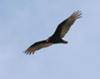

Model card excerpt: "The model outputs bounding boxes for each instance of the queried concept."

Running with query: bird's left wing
[25,40,52,55]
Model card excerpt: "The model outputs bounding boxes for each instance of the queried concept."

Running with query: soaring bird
[25,10,81,55]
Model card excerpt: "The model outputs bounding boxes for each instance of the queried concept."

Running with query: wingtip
[72,10,82,19]
[24,49,35,55]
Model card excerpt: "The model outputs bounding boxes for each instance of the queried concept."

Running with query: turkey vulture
[25,10,81,55]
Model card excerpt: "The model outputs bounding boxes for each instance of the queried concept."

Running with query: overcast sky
[0,0,100,79]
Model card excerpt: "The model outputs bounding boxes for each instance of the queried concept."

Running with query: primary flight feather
[25,10,82,55]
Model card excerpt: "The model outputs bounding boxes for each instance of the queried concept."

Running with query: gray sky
[0,0,100,79]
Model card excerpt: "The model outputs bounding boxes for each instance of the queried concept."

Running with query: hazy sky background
[0,0,100,79]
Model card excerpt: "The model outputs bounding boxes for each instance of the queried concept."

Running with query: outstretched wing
[25,40,52,55]
[52,10,81,38]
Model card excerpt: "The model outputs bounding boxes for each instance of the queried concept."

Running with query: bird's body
[25,10,82,55]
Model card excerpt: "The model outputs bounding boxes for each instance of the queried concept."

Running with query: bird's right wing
[25,40,52,55]
[52,10,81,38]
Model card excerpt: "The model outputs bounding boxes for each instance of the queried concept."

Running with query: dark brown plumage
[25,10,81,55]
